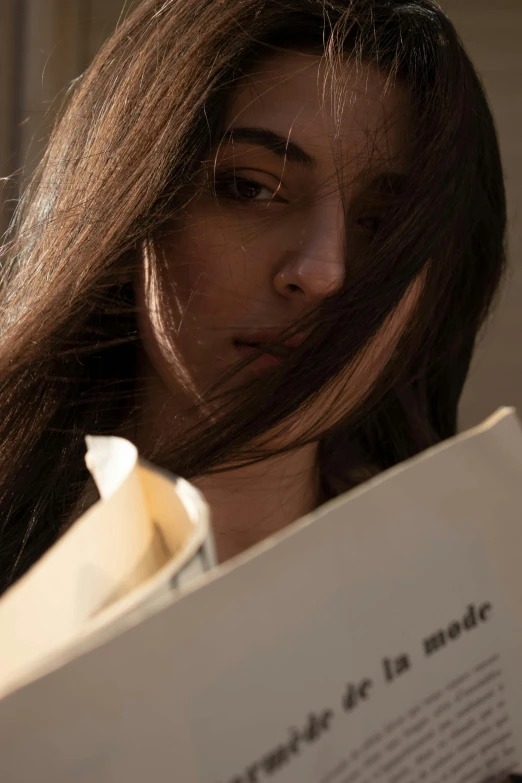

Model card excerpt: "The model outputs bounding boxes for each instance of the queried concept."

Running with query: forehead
[224,52,410,172]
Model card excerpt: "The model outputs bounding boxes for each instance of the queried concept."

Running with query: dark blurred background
[0,0,520,430]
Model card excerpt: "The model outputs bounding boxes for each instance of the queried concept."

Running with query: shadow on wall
[0,0,137,236]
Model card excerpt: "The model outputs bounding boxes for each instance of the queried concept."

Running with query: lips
[233,329,305,358]
[232,329,306,374]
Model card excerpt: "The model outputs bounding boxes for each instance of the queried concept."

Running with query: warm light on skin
[137,52,420,561]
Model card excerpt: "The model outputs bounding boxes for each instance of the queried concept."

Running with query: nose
[273,199,346,303]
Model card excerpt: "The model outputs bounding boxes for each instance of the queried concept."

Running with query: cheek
[162,209,277,323]
[168,216,244,304]
[137,239,202,395]
[136,211,273,391]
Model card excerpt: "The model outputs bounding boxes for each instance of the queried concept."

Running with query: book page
[0,437,214,697]
[0,409,521,782]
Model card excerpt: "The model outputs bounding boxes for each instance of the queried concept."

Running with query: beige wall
[0,0,21,235]
[0,0,520,429]
[441,0,522,427]
[0,1,134,206]
[0,0,135,234]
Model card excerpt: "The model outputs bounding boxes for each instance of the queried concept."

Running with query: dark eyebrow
[219,126,316,168]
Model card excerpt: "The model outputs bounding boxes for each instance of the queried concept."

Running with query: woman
[0,0,506,590]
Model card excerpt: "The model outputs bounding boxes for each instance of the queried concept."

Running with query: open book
[0,408,521,783]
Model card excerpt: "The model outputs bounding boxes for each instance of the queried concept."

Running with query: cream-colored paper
[0,436,213,696]
[0,410,521,783]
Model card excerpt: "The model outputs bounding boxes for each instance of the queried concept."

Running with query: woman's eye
[357,216,383,233]
[215,176,287,204]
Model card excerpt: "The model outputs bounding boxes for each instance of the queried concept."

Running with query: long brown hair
[0,0,506,591]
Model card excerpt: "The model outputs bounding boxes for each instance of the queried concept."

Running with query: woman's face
[139,51,410,406]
